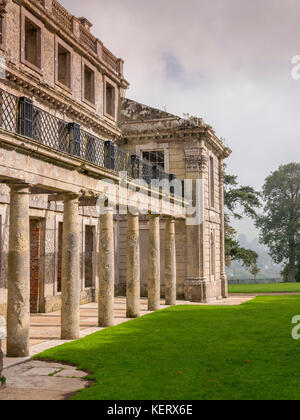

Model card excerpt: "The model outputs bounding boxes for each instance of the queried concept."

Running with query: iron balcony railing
[0,88,181,195]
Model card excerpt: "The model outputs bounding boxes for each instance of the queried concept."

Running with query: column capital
[62,192,79,200]
[164,215,176,221]
[4,181,31,192]
[128,206,140,217]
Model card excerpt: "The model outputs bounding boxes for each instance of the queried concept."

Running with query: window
[84,64,95,104]
[105,83,115,118]
[142,150,165,170]
[210,156,215,208]
[57,44,71,88]
[24,18,41,69]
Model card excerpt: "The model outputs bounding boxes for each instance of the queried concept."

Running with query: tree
[249,264,261,282]
[224,174,261,269]
[256,163,300,282]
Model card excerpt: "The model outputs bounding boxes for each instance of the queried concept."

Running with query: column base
[184,278,223,303]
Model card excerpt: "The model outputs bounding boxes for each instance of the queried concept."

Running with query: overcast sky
[61,0,300,238]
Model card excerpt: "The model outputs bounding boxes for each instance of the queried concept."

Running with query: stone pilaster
[7,184,30,357]
[126,213,140,318]
[148,214,161,311]
[165,216,177,306]
[219,159,228,298]
[61,193,80,340]
[98,208,115,327]
[184,140,209,303]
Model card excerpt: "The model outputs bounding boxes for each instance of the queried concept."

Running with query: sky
[61,0,300,238]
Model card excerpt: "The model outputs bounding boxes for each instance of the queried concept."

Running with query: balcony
[0,88,180,193]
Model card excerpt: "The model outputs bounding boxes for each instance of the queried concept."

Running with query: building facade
[0,0,231,358]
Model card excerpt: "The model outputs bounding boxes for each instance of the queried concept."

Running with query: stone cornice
[122,125,230,159]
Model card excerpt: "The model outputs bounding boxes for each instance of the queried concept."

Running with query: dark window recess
[57,222,63,293]
[85,226,94,288]
[84,65,95,104]
[0,18,3,45]
[58,44,71,88]
[25,18,41,68]
[18,97,33,138]
[68,123,81,157]
[142,151,165,171]
[106,83,115,117]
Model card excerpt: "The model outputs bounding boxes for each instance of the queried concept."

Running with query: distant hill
[226,234,283,281]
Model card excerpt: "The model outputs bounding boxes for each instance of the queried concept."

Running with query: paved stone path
[0,295,254,400]
[0,360,91,400]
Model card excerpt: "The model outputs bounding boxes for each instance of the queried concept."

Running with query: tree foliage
[224,173,261,269]
[256,163,300,282]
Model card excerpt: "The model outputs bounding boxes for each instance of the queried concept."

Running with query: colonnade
[6,186,177,357]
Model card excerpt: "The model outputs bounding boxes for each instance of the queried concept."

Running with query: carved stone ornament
[185,148,208,172]
[0,0,8,18]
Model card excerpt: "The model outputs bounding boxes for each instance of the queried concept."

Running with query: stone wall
[2,0,128,141]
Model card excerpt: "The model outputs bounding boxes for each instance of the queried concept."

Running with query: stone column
[7,184,30,358]
[219,159,228,298]
[126,213,140,318]
[165,216,177,306]
[61,193,80,340]
[98,208,115,327]
[148,214,161,311]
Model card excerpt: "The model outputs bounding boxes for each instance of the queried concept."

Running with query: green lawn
[35,296,300,400]
[229,282,300,294]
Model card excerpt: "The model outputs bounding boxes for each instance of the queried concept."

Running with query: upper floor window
[210,156,215,208]
[57,43,71,89]
[84,64,95,104]
[105,83,115,118]
[142,150,165,170]
[25,18,41,69]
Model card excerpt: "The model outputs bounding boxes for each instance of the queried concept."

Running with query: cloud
[60,0,300,194]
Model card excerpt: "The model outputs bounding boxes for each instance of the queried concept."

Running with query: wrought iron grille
[80,129,105,167]
[114,147,132,174]
[0,90,18,133]
[0,88,182,197]
[33,107,69,153]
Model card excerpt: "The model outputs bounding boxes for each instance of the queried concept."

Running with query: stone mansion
[0,0,231,357]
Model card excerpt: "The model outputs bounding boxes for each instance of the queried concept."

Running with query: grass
[35,296,300,400]
[229,282,300,294]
